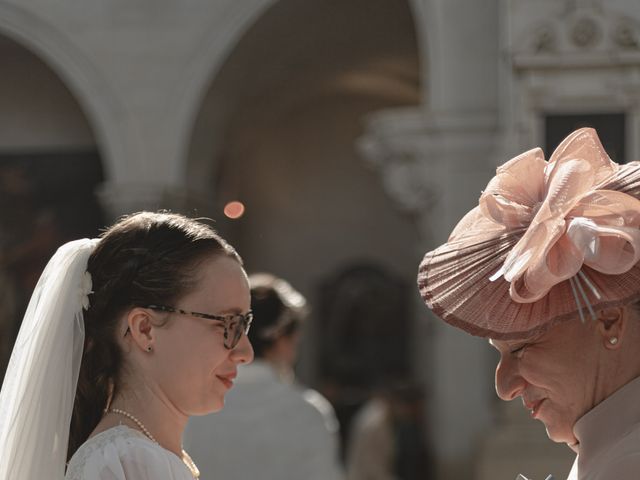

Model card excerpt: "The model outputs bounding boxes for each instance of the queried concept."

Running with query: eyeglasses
[144,304,253,350]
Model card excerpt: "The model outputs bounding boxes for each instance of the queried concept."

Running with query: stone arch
[183,0,424,190]
[0,3,127,181]
[165,1,437,186]
[407,0,437,108]
[182,0,422,393]
[164,0,281,184]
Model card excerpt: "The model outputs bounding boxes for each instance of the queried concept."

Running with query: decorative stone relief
[613,20,639,49]
[357,113,437,217]
[359,144,435,215]
[357,108,499,230]
[532,24,556,53]
[508,0,640,161]
[513,0,640,68]
[570,15,601,48]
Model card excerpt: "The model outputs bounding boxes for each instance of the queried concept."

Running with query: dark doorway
[317,264,411,446]
[545,113,626,163]
[0,151,105,381]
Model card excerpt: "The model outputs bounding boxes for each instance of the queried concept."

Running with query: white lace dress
[65,426,196,480]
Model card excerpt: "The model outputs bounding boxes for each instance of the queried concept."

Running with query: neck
[262,339,296,378]
[109,381,187,456]
[598,344,640,404]
[261,353,294,383]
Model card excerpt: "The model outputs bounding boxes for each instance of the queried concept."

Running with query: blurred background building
[1,0,639,478]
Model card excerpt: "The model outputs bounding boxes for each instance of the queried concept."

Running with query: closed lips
[524,398,545,417]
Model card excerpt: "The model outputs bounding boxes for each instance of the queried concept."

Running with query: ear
[125,307,156,353]
[596,306,626,350]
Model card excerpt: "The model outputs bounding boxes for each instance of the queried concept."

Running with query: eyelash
[510,344,527,357]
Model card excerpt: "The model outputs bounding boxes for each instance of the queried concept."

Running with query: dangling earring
[609,337,618,345]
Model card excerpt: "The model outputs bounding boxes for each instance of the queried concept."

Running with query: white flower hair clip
[78,270,93,310]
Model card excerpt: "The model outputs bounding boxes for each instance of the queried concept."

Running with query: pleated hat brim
[417,159,640,341]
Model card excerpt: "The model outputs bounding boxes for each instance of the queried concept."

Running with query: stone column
[358,107,500,479]
[97,181,217,223]
[358,0,506,474]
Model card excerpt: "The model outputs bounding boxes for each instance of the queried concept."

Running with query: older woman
[418,128,640,480]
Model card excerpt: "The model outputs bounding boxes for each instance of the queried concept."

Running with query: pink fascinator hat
[418,128,640,340]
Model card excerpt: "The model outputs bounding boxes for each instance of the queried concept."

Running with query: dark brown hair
[67,211,241,459]
[248,273,307,358]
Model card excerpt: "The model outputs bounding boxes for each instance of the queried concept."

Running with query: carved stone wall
[506,0,640,154]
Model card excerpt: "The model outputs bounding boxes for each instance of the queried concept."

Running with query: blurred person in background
[346,382,432,480]
[185,273,344,480]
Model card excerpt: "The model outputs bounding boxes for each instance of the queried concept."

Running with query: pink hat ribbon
[483,128,640,304]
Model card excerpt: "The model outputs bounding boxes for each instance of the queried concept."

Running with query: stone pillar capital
[358,105,501,477]
[358,106,499,240]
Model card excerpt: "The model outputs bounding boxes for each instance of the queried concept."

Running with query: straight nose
[495,356,525,401]
[231,332,254,364]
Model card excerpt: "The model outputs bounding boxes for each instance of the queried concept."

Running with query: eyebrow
[488,338,521,352]
[489,331,544,351]
[216,308,247,315]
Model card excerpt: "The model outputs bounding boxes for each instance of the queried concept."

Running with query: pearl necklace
[109,408,200,479]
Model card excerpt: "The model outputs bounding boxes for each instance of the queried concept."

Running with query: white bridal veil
[0,239,98,479]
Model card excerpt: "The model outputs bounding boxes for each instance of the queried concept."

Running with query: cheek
[155,335,232,413]
[519,357,563,390]
[155,328,226,382]
[197,343,231,374]
[154,341,196,386]
[521,358,586,402]
[177,332,229,375]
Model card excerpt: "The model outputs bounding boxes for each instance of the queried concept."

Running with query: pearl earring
[609,337,618,345]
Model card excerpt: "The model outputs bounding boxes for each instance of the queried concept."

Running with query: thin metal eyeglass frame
[143,304,253,350]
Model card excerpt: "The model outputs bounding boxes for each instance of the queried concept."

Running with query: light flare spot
[224,201,245,219]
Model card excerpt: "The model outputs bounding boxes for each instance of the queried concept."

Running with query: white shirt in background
[185,360,344,480]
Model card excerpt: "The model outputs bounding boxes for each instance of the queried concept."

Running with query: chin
[544,423,576,445]
[190,397,225,416]
[208,394,226,413]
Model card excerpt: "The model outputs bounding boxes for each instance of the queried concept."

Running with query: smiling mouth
[527,399,545,418]
[216,375,234,389]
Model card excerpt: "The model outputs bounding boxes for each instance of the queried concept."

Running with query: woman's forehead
[187,256,250,307]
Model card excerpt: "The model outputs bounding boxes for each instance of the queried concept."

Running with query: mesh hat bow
[418,128,640,340]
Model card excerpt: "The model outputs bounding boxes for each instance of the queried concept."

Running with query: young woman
[0,211,254,480]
